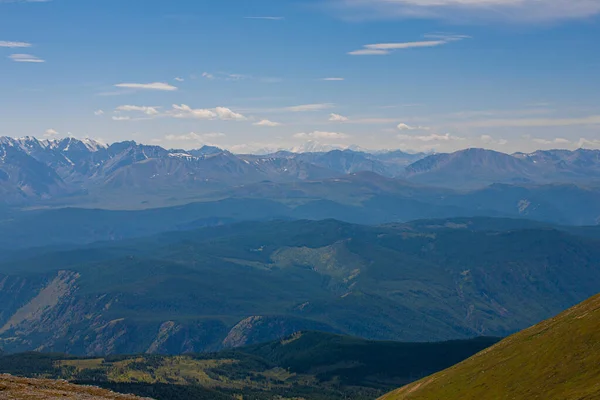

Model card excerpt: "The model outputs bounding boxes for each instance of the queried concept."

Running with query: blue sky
[1,0,600,153]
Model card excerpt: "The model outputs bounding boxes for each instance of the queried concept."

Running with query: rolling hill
[2,171,600,250]
[0,218,599,356]
[380,293,600,400]
[0,332,498,400]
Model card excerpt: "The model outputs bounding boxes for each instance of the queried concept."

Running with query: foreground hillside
[381,293,600,400]
[0,374,146,399]
[0,218,598,355]
[0,332,497,400]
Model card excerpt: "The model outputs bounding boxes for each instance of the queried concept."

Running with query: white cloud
[0,41,31,48]
[94,110,105,116]
[203,132,226,138]
[334,0,600,23]
[114,82,177,91]
[329,113,349,122]
[398,132,464,142]
[116,105,160,115]
[170,104,215,119]
[168,104,246,121]
[397,123,416,131]
[44,128,58,137]
[461,115,600,128]
[397,123,430,131]
[215,106,247,120]
[294,131,349,139]
[532,137,571,145]
[578,138,600,148]
[9,53,44,63]
[348,49,392,56]
[112,116,131,121]
[254,119,281,127]
[285,103,335,112]
[174,77,184,82]
[481,135,508,145]
[165,132,226,141]
[201,72,248,81]
[349,35,467,55]
[322,77,345,81]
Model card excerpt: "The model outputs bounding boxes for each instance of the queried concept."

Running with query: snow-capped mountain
[1,135,599,206]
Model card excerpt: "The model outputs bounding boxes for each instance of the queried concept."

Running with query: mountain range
[1,217,599,356]
[2,136,600,208]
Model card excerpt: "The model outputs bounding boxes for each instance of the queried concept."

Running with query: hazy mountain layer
[0,218,598,356]
[2,136,600,207]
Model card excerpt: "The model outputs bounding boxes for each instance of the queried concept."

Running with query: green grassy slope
[380,293,600,400]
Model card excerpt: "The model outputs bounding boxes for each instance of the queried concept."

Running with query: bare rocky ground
[0,374,149,400]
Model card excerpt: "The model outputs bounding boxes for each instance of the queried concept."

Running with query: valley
[2,2,599,397]
[0,332,498,400]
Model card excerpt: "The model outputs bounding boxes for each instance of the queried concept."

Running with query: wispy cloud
[481,135,508,146]
[254,119,281,127]
[116,105,160,115]
[94,110,104,116]
[44,128,58,137]
[9,53,44,63]
[349,34,468,56]
[322,77,345,81]
[0,41,31,48]
[165,132,226,141]
[532,137,571,145]
[459,115,600,128]
[329,113,349,122]
[285,103,335,112]
[174,77,184,82]
[397,123,430,131]
[578,138,600,148]
[398,132,464,142]
[244,16,284,20]
[447,107,552,119]
[294,131,349,140]
[112,116,131,121]
[114,82,178,91]
[332,0,600,23]
[169,104,246,121]
[202,71,247,81]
